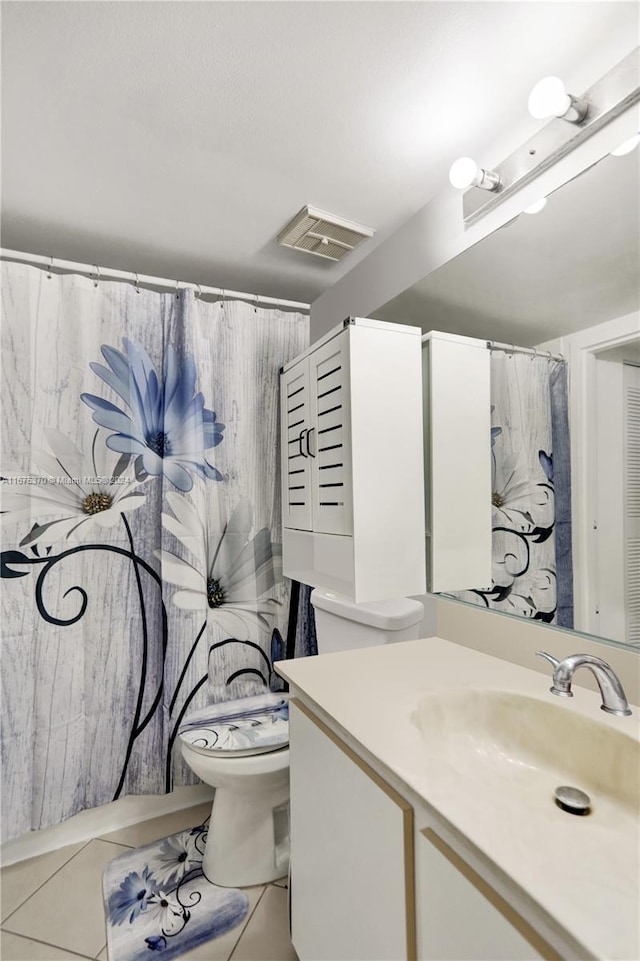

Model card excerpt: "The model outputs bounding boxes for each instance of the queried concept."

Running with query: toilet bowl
[179,692,290,887]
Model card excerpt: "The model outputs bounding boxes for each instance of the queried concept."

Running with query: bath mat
[103,819,249,961]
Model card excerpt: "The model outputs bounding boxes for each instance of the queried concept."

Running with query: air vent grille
[277,206,375,262]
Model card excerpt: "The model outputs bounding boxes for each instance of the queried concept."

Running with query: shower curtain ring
[175,279,181,299]
[254,293,259,313]
[47,255,54,279]
[196,284,202,300]
[532,346,538,360]
[134,272,140,294]
[93,265,100,288]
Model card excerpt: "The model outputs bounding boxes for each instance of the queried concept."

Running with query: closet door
[281,359,312,531]
[309,332,353,535]
[624,363,640,645]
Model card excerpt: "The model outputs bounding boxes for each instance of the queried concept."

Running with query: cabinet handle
[298,429,308,458]
[306,427,316,458]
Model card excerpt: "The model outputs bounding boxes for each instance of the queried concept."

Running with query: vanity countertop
[276,636,640,961]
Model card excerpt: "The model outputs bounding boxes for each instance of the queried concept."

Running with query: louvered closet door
[281,359,312,531]
[624,363,640,645]
[309,332,353,535]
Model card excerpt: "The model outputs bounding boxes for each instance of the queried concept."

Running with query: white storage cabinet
[280,317,426,603]
[422,331,492,593]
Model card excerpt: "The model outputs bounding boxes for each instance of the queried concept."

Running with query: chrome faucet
[536,651,632,717]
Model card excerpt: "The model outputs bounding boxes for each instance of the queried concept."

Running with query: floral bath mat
[103,819,249,961]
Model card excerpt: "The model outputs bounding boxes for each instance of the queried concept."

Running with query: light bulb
[611,134,640,157]
[448,157,501,192]
[523,197,547,215]
[527,76,588,124]
[528,76,571,119]
[449,157,479,189]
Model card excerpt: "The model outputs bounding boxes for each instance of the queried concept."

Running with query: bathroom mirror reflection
[375,144,640,651]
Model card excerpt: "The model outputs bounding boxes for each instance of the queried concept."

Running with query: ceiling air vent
[277,206,375,262]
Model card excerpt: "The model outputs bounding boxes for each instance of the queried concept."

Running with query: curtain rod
[487,339,565,363]
[0,248,311,313]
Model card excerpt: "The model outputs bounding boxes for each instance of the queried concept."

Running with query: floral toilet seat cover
[178,692,289,756]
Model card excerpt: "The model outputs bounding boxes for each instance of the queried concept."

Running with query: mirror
[374,145,640,650]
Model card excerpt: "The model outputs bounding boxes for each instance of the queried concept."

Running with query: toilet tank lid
[310,588,424,631]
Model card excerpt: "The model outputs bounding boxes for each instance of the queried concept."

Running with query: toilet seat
[178,691,289,758]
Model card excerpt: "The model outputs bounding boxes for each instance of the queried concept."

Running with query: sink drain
[554,785,591,815]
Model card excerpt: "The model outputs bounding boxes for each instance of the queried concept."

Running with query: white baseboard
[1,784,214,867]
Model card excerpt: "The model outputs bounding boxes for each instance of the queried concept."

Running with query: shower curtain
[0,260,308,843]
[449,351,573,627]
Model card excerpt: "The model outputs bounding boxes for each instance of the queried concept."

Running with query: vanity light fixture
[527,76,589,124]
[611,133,640,156]
[449,157,501,192]
[456,48,639,226]
[523,197,547,215]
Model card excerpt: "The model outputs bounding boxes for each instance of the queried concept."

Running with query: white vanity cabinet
[415,826,551,961]
[288,696,562,961]
[288,699,416,961]
[280,317,426,602]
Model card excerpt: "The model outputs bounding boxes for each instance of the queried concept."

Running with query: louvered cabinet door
[281,359,312,531]
[624,363,640,645]
[309,332,353,535]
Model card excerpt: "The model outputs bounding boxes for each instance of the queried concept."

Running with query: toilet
[179,590,424,888]
[179,692,290,888]
[309,587,425,654]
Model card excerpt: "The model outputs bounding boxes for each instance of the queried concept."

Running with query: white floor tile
[1,841,87,923]
[175,885,265,961]
[99,802,212,848]
[2,839,129,959]
[230,885,297,961]
[0,929,94,960]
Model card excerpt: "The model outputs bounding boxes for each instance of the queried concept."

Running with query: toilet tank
[310,588,424,655]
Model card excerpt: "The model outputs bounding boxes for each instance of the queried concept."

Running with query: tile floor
[1,803,298,961]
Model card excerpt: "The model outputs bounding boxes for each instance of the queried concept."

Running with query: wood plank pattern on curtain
[0,262,308,842]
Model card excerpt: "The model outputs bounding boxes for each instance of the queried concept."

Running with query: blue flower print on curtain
[0,265,308,844]
[81,338,225,491]
[1,338,229,809]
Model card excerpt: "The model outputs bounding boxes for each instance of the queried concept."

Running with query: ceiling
[1,2,638,306]
[375,146,640,345]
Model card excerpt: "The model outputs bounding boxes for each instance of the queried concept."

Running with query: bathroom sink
[412,688,639,818]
